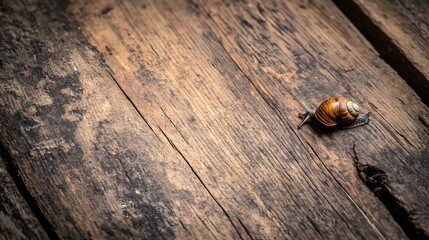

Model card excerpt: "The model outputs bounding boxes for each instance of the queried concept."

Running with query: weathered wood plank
[198,0,429,237]
[69,0,428,238]
[0,0,241,238]
[334,0,429,106]
[1,0,428,238]
[200,0,429,237]
[0,154,49,240]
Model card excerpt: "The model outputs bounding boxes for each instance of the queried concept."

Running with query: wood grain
[335,0,429,106]
[1,0,428,238]
[199,0,429,237]
[69,0,427,238]
[1,0,240,238]
[0,155,48,239]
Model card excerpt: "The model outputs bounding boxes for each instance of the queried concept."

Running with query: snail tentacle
[297,110,315,129]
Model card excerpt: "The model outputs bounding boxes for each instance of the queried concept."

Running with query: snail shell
[315,96,360,127]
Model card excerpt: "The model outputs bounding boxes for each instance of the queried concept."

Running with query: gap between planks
[333,0,429,107]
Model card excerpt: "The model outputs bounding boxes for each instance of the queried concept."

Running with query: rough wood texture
[1,0,428,238]
[71,0,429,238]
[334,0,429,106]
[0,154,48,239]
[1,1,240,239]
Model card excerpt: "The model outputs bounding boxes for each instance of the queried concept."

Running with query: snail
[298,96,370,129]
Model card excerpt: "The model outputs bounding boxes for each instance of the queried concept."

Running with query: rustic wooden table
[1,0,428,239]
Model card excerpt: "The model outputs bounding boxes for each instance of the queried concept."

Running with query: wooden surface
[335,0,429,106]
[0,155,49,239]
[1,0,428,239]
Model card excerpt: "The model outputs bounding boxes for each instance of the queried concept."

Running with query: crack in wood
[306,216,324,239]
[156,127,244,239]
[305,140,385,238]
[351,143,429,239]
[104,67,162,142]
[0,141,59,240]
[189,205,218,240]
[237,217,254,240]
[178,219,192,237]
[159,106,191,146]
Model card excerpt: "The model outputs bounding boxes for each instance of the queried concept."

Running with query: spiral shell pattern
[315,96,359,127]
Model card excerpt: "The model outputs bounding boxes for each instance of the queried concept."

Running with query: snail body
[298,96,370,129]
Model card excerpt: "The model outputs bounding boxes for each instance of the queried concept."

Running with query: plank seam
[0,141,59,240]
[332,0,429,107]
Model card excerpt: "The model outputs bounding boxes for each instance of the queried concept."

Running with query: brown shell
[315,96,357,127]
